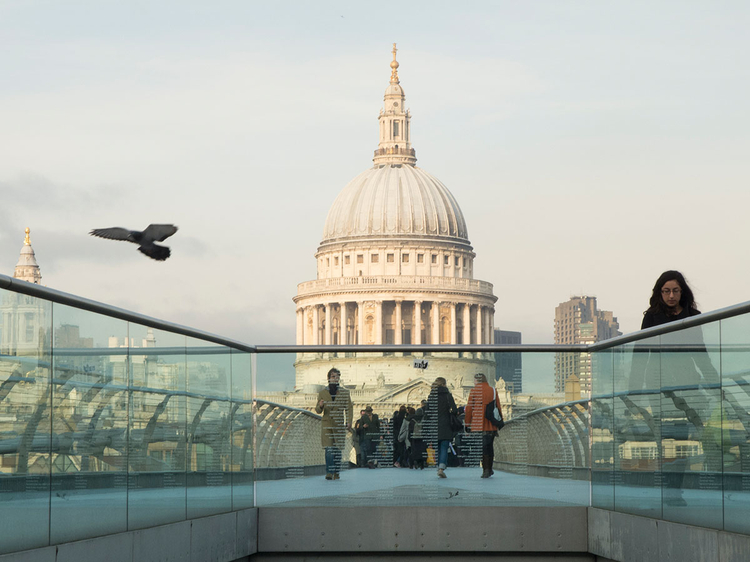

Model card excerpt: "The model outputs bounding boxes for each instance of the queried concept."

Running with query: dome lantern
[374,43,417,166]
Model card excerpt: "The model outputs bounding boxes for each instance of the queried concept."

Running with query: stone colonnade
[296,300,494,346]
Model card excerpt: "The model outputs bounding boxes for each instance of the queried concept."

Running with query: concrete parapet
[258,506,588,554]
[588,507,750,562]
[0,509,258,562]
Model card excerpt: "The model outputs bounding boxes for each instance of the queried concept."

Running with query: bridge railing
[3,273,750,556]
[0,276,255,555]
[589,303,750,536]
[495,399,590,480]
[254,399,326,478]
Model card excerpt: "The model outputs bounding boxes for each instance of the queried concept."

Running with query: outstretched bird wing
[89,227,134,241]
[142,224,178,242]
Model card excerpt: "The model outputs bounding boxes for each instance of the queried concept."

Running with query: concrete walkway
[255,466,590,507]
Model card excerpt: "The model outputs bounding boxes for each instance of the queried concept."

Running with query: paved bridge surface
[255,466,588,507]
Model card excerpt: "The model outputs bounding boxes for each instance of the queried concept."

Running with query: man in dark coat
[392,405,407,467]
[357,406,381,468]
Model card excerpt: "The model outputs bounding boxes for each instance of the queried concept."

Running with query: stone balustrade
[297,275,494,296]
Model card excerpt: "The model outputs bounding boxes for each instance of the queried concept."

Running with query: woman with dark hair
[642,270,700,329]
[425,377,457,478]
[632,270,719,507]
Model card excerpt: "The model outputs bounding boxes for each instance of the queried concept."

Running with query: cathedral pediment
[369,377,432,406]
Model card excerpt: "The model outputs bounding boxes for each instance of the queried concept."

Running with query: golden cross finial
[390,42,400,82]
[24,227,31,246]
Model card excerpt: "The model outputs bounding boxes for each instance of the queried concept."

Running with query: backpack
[398,417,410,443]
[484,387,505,429]
[410,417,424,439]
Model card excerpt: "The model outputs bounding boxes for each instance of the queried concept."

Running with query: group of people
[317,269,709,494]
[315,369,504,480]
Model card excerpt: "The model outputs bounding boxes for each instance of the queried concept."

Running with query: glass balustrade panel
[613,337,662,518]
[185,338,232,519]
[231,349,254,510]
[255,349,590,507]
[127,328,187,530]
[659,322,722,529]
[719,314,750,534]
[591,348,614,510]
[0,290,52,554]
[49,305,129,544]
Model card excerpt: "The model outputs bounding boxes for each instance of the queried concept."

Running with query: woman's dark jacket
[641,307,700,329]
[633,306,717,390]
[425,385,457,442]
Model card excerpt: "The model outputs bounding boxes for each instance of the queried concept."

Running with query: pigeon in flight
[89,224,178,261]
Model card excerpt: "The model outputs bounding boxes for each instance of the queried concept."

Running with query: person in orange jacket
[464,373,502,478]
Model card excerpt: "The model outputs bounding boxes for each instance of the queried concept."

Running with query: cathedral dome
[320,44,469,248]
[321,164,469,245]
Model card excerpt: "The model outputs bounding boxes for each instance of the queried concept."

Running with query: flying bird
[89,224,178,261]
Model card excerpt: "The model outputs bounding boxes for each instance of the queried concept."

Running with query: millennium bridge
[1,272,749,561]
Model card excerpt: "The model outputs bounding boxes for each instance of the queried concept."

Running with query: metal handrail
[588,299,750,351]
[0,273,255,353]
[254,344,587,353]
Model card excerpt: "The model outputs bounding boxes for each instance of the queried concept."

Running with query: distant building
[494,329,522,394]
[1,229,45,355]
[13,228,42,284]
[554,296,620,396]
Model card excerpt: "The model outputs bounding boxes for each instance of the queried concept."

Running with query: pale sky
[2,1,749,347]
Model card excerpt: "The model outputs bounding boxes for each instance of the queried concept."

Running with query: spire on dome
[390,43,399,83]
[374,44,417,166]
[14,227,42,284]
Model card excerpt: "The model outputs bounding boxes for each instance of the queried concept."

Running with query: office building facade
[494,328,522,394]
[554,296,620,396]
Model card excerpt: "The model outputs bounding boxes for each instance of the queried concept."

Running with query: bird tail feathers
[138,244,171,261]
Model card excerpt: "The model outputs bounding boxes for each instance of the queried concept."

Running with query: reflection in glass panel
[591,349,614,510]
[49,305,129,544]
[614,338,662,518]
[185,338,231,519]
[0,290,52,554]
[255,351,323,493]
[659,323,722,529]
[254,350,589,507]
[127,328,187,530]
[719,315,750,534]
[230,350,253,510]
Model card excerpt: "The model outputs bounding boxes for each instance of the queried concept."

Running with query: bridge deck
[255,467,589,507]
